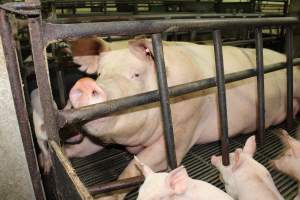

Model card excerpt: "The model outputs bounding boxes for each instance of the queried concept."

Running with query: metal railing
[0,1,298,199]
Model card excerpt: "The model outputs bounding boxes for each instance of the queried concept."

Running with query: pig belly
[194,70,300,144]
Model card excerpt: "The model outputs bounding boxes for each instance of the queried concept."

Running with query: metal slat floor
[71,123,300,200]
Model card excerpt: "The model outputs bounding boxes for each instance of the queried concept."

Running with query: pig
[211,136,284,200]
[68,38,300,199]
[135,157,233,200]
[271,129,300,200]
[30,89,103,174]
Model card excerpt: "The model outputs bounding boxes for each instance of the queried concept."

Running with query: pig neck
[174,179,232,200]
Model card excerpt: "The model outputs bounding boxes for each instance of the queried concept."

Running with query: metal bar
[58,58,300,128]
[88,176,144,195]
[255,27,265,145]
[43,17,298,43]
[152,33,177,169]
[28,17,60,143]
[286,26,294,130]
[0,9,46,200]
[212,30,230,166]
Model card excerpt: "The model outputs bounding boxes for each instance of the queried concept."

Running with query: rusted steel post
[286,26,294,130]
[152,33,177,169]
[255,27,265,145]
[0,9,45,200]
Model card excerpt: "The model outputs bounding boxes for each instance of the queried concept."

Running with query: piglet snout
[69,77,107,108]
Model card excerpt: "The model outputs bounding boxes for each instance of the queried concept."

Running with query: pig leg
[97,124,196,200]
[37,139,52,175]
[63,136,104,158]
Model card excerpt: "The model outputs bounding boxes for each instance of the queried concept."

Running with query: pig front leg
[37,139,52,175]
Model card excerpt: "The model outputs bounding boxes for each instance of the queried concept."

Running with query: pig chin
[82,116,115,139]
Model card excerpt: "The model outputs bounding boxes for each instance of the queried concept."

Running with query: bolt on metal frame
[0,1,298,199]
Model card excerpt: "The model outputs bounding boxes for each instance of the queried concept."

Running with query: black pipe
[286,27,294,130]
[212,30,230,166]
[152,33,177,170]
[58,58,300,128]
[255,27,265,145]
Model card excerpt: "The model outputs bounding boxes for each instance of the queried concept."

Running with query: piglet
[31,89,92,174]
[271,129,300,200]
[135,157,233,200]
[211,136,283,200]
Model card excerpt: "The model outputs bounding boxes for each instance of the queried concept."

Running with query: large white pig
[135,157,233,200]
[30,89,103,174]
[211,136,284,200]
[271,129,300,200]
[68,38,300,199]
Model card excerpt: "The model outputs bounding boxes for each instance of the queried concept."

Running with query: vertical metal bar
[286,26,294,130]
[56,65,66,107]
[0,9,46,200]
[212,30,230,166]
[28,17,60,143]
[255,27,265,145]
[152,33,177,169]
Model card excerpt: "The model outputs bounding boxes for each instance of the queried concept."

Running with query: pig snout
[69,77,107,108]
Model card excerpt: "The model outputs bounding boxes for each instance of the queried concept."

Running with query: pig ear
[68,37,110,74]
[128,39,154,61]
[232,148,243,171]
[211,155,221,167]
[166,166,189,195]
[134,156,154,177]
[277,129,300,158]
[243,136,256,157]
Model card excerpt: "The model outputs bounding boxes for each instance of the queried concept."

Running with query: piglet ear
[128,39,154,61]
[277,129,300,158]
[134,156,154,177]
[211,155,221,167]
[166,166,189,195]
[232,148,243,171]
[243,136,256,157]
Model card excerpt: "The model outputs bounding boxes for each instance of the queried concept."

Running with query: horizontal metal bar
[58,58,300,128]
[88,176,144,196]
[46,13,269,24]
[43,17,298,44]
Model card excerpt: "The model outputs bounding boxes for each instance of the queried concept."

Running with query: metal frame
[0,1,298,199]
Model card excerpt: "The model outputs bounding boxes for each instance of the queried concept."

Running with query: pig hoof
[38,153,52,175]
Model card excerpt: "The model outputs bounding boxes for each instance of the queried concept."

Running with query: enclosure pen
[0,0,299,199]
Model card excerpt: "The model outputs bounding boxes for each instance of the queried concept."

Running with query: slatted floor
[71,122,300,200]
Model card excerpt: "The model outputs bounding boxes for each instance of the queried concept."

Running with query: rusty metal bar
[42,17,298,43]
[0,9,45,200]
[255,27,265,145]
[58,58,300,128]
[152,33,177,169]
[212,30,230,166]
[286,26,294,130]
[88,176,144,195]
[28,17,60,143]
